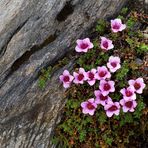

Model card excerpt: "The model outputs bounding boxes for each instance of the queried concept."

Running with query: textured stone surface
[0,0,127,147]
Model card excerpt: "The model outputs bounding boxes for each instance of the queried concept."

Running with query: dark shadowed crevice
[0,18,29,58]
[5,34,57,78]
[0,103,43,126]
[56,1,74,22]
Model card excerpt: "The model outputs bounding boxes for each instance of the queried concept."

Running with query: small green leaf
[79,130,86,142]
[116,62,129,80]
[96,19,106,34]
[103,134,113,146]
[38,78,46,89]
[120,7,128,15]
[97,112,107,124]
[126,37,134,46]
[106,137,113,146]
[136,43,148,54]
[117,15,124,20]
[133,99,145,119]
[51,137,59,145]
[93,39,99,49]
[127,17,136,29]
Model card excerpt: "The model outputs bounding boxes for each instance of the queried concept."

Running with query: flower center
[103,83,111,91]
[99,71,107,77]
[78,74,84,81]
[125,101,133,108]
[108,105,118,112]
[80,43,89,49]
[111,62,117,68]
[63,76,70,82]
[125,90,132,97]
[103,41,108,49]
[134,82,141,90]
[100,94,108,101]
[113,23,120,29]
[89,72,94,80]
[87,102,95,110]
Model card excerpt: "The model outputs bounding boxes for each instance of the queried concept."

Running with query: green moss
[38,66,52,89]
[96,19,106,34]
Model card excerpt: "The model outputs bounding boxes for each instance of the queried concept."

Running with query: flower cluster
[59,18,146,118]
[59,62,120,89]
[81,77,145,117]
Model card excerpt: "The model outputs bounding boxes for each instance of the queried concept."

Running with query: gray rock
[136,58,143,65]
[0,0,127,147]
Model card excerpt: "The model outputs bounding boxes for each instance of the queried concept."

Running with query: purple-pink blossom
[111,18,126,33]
[94,90,112,106]
[120,86,136,100]
[128,78,146,94]
[100,37,114,51]
[73,68,87,84]
[59,70,74,88]
[99,80,115,96]
[75,38,94,53]
[107,56,121,73]
[81,98,97,116]
[104,101,120,117]
[120,98,137,112]
[86,69,97,86]
[95,66,111,80]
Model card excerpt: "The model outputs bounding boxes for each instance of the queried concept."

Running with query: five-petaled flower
[128,78,146,94]
[75,38,94,53]
[104,101,120,117]
[120,86,136,100]
[73,68,87,84]
[99,80,115,96]
[111,18,126,33]
[107,56,121,73]
[100,37,114,51]
[86,69,97,86]
[81,98,97,115]
[59,70,74,88]
[94,90,112,106]
[120,98,137,113]
[95,66,111,80]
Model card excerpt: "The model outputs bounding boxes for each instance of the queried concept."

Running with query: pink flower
[95,66,111,80]
[107,56,121,73]
[81,98,97,115]
[73,68,87,84]
[100,37,114,51]
[94,90,112,106]
[59,70,74,88]
[99,80,115,96]
[104,101,120,117]
[86,69,97,86]
[120,86,136,100]
[111,18,126,33]
[128,78,146,94]
[75,38,94,53]
[120,98,137,112]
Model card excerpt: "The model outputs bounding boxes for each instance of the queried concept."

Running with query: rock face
[0,0,127,147]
